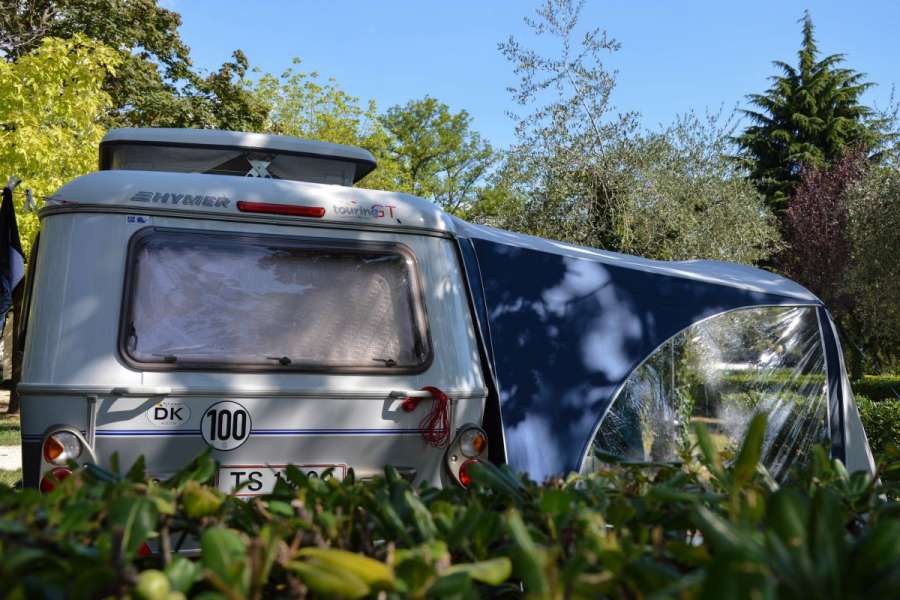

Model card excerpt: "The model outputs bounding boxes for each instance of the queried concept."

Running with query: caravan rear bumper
[18,385,488,489]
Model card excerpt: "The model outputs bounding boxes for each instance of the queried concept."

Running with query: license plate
[217,464,347,496]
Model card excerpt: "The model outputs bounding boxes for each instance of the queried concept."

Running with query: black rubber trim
[818,307,846,463]
[455,236,506,465]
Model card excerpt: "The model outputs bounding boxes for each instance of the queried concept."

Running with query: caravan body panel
[21,197,486,488]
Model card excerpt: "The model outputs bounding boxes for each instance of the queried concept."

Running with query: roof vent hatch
[99,128,377,186]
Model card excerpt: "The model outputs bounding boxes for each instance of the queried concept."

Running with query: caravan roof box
[99,128,377,186]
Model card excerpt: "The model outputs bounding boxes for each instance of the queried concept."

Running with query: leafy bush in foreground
[0,416,898,599]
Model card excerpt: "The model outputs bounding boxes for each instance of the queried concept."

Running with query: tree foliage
[256,65,498,211]
[845,163,900,372]
[496,0,780,264]
[0,35,119,253]
[498,0,635,249]
[782,151,866,313]
[612,112,781,263]
[254,62,400,191]
[381,97,497,215]
[0,0,267,131]
[784,149,900,375]
[734,11,882,216]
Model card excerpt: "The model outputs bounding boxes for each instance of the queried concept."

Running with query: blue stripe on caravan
[96,430,200,437]
[93,428,444,437]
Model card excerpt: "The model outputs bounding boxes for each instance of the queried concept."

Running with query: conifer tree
[735,11,880,216]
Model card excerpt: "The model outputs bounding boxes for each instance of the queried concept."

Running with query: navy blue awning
[455,222,824,479]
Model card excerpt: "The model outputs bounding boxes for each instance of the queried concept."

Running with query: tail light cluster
[39,428,94,493]
[445,425,489,487]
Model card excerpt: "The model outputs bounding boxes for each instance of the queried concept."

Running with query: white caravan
[16,128,874,493]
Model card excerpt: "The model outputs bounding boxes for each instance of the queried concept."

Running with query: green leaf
[164,452,217,489]
[125,456,147,482]
[149,487,177,517]
[693,421,723,476]
[808,488,846,590]
[768,488,808,549]
[182,480,223,519]
[467,461,525,501]
[165,556,202,593]
[692,506,757,558]
[266,500,294,517]
[852,519,900,582]
[108,496,158,559]
[506,509,549,596]
[403,490,437,540]
[4,548,45,572]
[446,557,512,585]
[647,485,700,504]
[201,527,249,595]
[83,462,120,484]
[427,571,475,598]
[285,560,370,599]
[733,414,767,484]
[538,489,572,515]
[296,547,395,589]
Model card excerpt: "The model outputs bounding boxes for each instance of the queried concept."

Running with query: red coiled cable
[402,386,450,448]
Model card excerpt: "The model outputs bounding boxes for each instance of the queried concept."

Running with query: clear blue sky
[173,1,899,148]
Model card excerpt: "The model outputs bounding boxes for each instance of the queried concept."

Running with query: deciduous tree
[381,97,497,215]
[781,151,865,314]
[846,162,900,373]
[783,149,900,375]
[0,0,267,130]
[0,35,119,253]
[254,61,400,190]
[497,0,780,264]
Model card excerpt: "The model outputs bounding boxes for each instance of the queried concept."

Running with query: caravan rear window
[120,228,432,372]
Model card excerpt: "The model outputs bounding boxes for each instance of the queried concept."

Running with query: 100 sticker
[201,401,251,451]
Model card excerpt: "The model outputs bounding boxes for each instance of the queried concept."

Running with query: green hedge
[1,416,899,599]
[853,375,900,402]
[858,395,900,459]
[716,373,900,402]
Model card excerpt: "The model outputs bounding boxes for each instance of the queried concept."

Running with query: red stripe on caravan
[236,201,325,218]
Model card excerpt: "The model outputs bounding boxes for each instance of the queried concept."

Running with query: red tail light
[237,201,325,218]
[39,467,72,493]
[458,459,479,488]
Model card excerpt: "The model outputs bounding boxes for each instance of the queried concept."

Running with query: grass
[0,391,22,487]
[0,412,20,446]
[0,468,22,487]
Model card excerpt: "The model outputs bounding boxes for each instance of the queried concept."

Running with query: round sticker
[201,401,252,451]
[146,399,191,427]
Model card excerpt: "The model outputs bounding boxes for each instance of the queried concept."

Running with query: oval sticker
[201,401,252,451]
[146,399,191,428]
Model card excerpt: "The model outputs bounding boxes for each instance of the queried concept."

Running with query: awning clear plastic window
[581,306,829,480]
